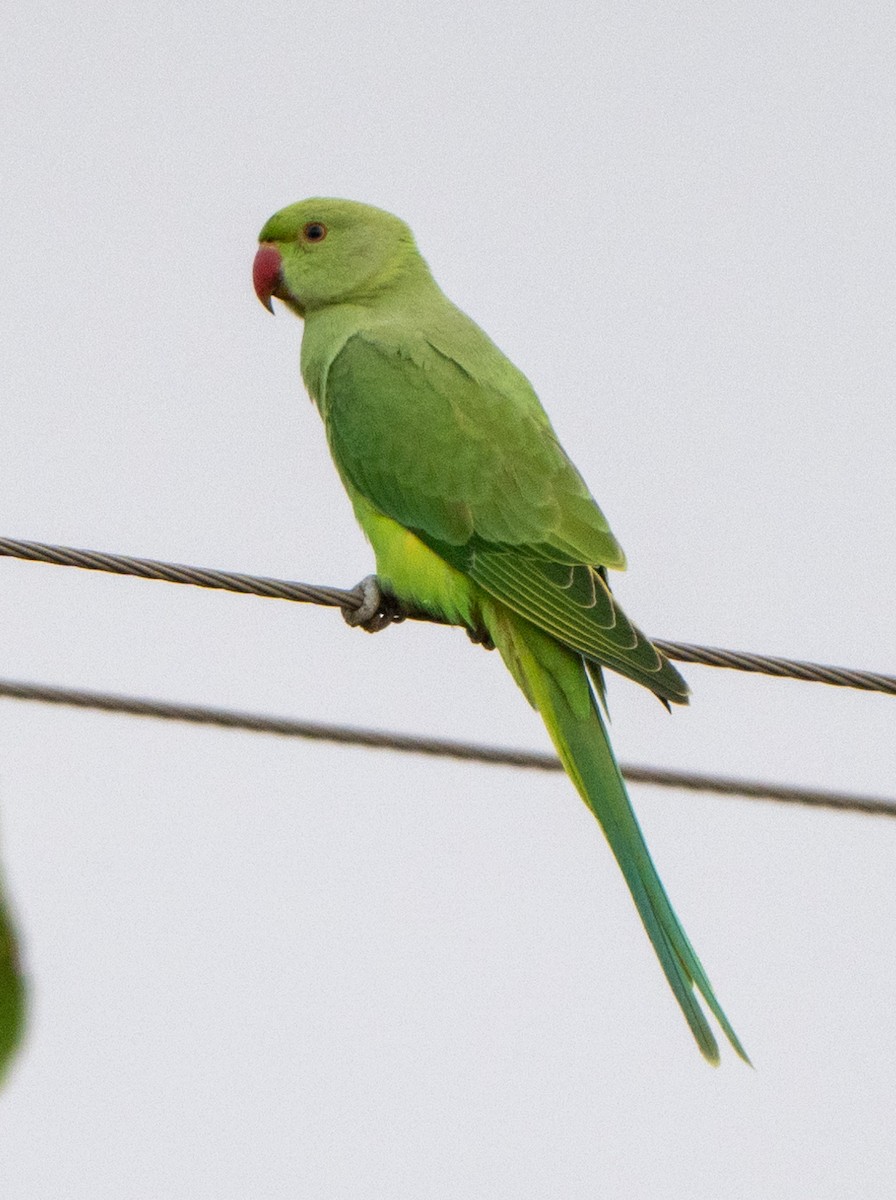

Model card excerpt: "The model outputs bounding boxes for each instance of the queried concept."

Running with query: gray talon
[342,575,403,633]
[343,575,381,627]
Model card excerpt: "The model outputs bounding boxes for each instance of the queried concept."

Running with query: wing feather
[323,328,687,703]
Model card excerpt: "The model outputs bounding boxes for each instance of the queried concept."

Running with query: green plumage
[256,198,747,1064]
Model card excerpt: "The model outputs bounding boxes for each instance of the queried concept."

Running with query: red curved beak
[253,243,283,313]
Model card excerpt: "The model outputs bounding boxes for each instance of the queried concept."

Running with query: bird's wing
[323,329,687,702]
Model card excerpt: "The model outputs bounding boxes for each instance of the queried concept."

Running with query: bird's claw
[466,624,495,651]
[342,575,405,633]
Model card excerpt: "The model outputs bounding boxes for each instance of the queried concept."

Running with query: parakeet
[254,198,746,1064]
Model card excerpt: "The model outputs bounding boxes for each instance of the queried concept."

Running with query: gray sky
[2,2,895,1196]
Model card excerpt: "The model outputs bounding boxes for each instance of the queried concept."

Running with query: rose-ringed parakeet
[253,198,746,1064]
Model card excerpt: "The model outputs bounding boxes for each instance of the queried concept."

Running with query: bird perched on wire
[254,197,746,1064]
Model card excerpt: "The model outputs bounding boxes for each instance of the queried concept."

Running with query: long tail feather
[493,609,748,1064]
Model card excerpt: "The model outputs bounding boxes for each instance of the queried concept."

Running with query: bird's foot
[466,623,495,651]
[342,575,406,633]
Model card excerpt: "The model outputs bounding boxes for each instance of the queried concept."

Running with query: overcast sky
[2,2,895,1196]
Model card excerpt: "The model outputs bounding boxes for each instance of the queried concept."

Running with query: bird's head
[253,198,426,317]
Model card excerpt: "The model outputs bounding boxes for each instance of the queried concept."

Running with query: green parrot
[254,198,746,1064]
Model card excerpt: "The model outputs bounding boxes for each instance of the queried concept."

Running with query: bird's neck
[299,276,454,408]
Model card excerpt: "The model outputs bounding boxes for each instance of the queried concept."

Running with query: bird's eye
[302,222,328,243]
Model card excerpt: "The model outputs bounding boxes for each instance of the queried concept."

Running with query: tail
[490,607,748,1065]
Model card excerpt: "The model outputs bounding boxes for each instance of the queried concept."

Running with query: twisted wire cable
[0,536,354,609]
[1,677,892,816]
[651,639,896,696]
[2,536,894,695]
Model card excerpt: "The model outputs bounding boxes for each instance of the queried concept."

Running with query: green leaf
[0,861,25,1087]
